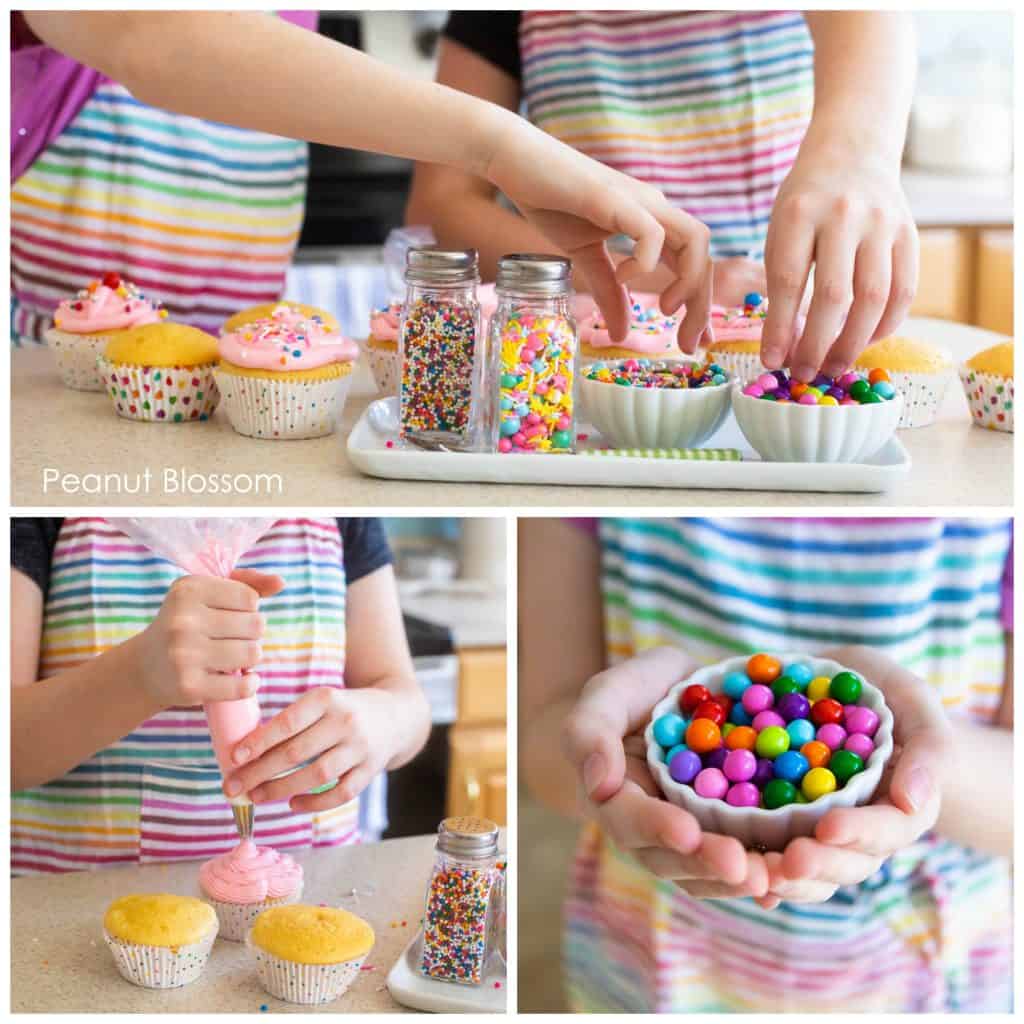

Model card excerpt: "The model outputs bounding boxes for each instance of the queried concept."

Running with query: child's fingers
[290,763,374,814]
[610,202,666,276]
[781,836,883,887]
[226,717,343,796]
[201,670,260,704]
[814,801,925,856]
[593,780,701,855]
[204,608,265,642]
[632,847,768,896]
[229,569,287,599]
[678,879,767,900]
[693,832,749,888]
[249,742,361,806]
[205,638,262,674]
[871,224,918,342]
[573,242,630,344]
[765,878,838,904]
[761,216,815,370]
[231,690,325,766]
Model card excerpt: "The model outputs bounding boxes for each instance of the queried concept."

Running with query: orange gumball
[868,368,891,384]
[686,717,722,754]
[724,725,757,751]
[801,740,831,769]
[746,653,781,686]
[790,382,809,398]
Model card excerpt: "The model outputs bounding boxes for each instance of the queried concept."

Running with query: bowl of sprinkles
[731,369,903,463]
[581,358,732,449]
[645,652,894,851]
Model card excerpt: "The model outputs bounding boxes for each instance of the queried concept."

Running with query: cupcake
[854,336,954,428]
[579,292,685,362]
[704,293,771,381]
[223,301,339,334]
[247,904,375,1005]
[45,273,165,391]
[103,893,218,989]
[199,839,304,942]
[365,300,402,394]
[97,322,220,422]
[214,304,358,439]
[959,340,1013,433]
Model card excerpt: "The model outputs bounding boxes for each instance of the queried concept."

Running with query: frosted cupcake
[45,273,165,391]
[103,893,218,989]
[223,301,339,334]
[959,340,1013,433]
[855,335,954,428]
[579,292,686,362]
[199,840,304,942]
[214,304,359,439]
[97,322,220,422]
[247,904,375,1005]
[704,293,772,381]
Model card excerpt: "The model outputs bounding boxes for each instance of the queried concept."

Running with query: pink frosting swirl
[369,301,401,342]
[219,304,358,370]
[53,276,163,334]
[580,291,682,354]
[711,301,768,343]
[199,839,303,903]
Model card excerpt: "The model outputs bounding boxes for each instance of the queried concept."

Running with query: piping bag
[118,517,276,838]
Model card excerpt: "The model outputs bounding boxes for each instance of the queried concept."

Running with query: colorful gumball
[816,723,847,751]
[801,740,831,769]
[721,723,735,740]
[686,718,722,754]
[653,713,687,748]
[829,671,863,704]
[806,676,832,702]
[786,718,815,747]
[694,767,729,799]
[723,748,757,783]
[712,694,735,718]
[742,684,773,715]
[669,749,702,784]
[681,683,711,715]
[726,782,761,807]
[810,698,844,727]
[693,699,727,727]
[829,749,864,785]
[783,663,814,687]
[704,747,728,771]
[763,778,798,809]
[771,676,801,701]
[777,692,810,722]
[844,733,874,762]
[845,706,879,737]
[729,704,753,727]
[751,710,786,732]
[664,743,688,764]
[747,653,781,685]
[802,767,837,801]
[772,750,809,785]
[725,725,757,751]
[752,757,775,788]
[755,725,790,759]
[723,671,752,700]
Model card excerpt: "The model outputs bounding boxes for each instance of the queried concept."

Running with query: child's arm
[520,520,769,899]
[11,568,283,791]
[224,565,429,811]
[24,11,712,349]
[762,12,918,381]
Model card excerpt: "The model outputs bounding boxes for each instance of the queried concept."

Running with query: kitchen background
[292,10,1013,360]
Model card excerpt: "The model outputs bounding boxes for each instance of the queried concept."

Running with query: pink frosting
[53,277,163,334]
[219,304,358,370]
[580,291,682,354]
[199,839,303,903]
[711,302,767,343]
[369,283,500,342]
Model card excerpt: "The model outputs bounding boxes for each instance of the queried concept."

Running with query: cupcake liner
[44,327,110,391]
[705,349,767,384]
[364,342,399,394]
[204,882,303,942]
[580,344,694,366]
[959,365,1013,433]
[645,653,894,852]
[884,369,953,429]
[97,358,220,422]
[103,927,217,989]
[213,367,352,439]
[246,932,366,1004]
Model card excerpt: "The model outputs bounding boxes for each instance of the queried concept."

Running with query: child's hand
[223,687,396,812]
[136,570,284,709]
[562,647,770,899]
[761,154,918,382]
[485,118,713,355]
[759,646,951,908]
[713,257,768,309]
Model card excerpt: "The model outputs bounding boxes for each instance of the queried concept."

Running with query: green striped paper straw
[582,447,742,461]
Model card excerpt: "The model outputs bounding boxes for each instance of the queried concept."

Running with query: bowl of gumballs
[731,369,903,463]
[644,652,894,851]
[581,358,732,449]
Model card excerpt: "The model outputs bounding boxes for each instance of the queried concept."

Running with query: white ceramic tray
[348,399,911,493]
[386,929,506,1013]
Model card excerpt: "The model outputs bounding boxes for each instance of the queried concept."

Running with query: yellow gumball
[807,676,832,702]
[802,767,837,801]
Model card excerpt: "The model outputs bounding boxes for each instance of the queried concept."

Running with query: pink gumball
[694,767,729,800]
[816,723,847,751]
[844,733,874,761]
[845,707,879,737]
[726,782,761,807]
[742,684,773,715]
[498,438,513,453]
[742,384,764,398]
[751,710,786,731]
[756,373,778,392]
[723,748,756,783]
[798,392,819,405]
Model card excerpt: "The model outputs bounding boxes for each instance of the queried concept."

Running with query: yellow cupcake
[960,340,1014,433]
[97,324,221,423]
[223,302,339,334]
[855,336,953,374]
[966,340,1013,378]
[707,338,761,355]
[102,894,218,989]
[247,905,375,1004]
[366,335,398,353]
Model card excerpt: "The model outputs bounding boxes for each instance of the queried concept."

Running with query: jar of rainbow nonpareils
[420,816,504,986]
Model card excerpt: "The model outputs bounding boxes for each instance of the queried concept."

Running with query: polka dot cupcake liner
[97,358,220,422]
[103,926,218,989]
[213,368,352,439]
[203,884,303,942]
[882,368,954,429]
[364,341,399,394]
[44,328,109,391]
[959,365,1013,433]
[245,931,366,1004]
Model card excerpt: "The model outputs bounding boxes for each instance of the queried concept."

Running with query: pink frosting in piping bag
[199,839,303,903]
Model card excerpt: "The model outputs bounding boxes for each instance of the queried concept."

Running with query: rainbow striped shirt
[11,82,306,343]
[565,517,1012,1012]
[12,517,358,875]
[519,11,815,259]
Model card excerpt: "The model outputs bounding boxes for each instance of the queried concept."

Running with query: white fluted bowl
[645,653,894,852]
[731,386,903,462]
[582,367,732,449]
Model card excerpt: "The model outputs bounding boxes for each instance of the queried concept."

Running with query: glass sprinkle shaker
[420,815,502,986]
[489,254,579,454]
[399,247,483,449]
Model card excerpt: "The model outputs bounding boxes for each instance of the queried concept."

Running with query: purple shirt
[11,11,317,181]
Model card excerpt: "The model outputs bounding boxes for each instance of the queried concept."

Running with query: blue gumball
[722,671,751,700]
[653,713,686,749]
[729,703,753,727]
[773,750,810,785]
[786,718,815,748]
[664,742,688,764]
[783,663,814,688]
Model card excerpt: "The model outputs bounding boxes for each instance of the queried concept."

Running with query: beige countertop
[11,835,453,1014]
[11,317,1012,508]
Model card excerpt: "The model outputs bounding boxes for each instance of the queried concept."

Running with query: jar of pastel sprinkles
[420,816,503,987]
[399,247,483,449]
[489,254,579,454]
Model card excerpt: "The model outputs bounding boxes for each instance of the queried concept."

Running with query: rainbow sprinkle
[420,862,496,986]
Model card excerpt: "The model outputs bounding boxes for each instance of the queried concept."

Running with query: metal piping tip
[231,801,254,840]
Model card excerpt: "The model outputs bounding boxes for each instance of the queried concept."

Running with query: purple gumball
[752,710,786,731]
[778,692,810,722]
[669,749,701,784]
[752,757,775,788]
[704,748,728,771]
